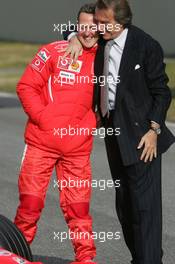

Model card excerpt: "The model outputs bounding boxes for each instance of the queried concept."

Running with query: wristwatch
[150,126,161,135]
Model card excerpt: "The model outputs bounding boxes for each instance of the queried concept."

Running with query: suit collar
[113,28,128,49]
[96,26,137,105]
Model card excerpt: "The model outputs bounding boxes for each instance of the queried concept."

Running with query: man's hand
[63,36,83,62]
[137,129,158,162]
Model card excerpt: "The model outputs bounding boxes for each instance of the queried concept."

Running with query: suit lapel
[94,29,137,110]
[116,26,136,105]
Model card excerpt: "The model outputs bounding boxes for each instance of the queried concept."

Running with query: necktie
[100,40,114,117]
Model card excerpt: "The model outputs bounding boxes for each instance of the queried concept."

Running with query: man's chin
[102,34,112,40]
[82,42,96,49]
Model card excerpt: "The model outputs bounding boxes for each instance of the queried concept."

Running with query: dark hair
[96,0,132,27]
[77,3,96,22]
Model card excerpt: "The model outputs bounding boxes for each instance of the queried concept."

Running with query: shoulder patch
[31,57,46,72]
[37,48,50,63]
[30,46,51,72]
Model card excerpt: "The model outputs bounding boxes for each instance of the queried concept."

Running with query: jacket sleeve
[144,39,172,125]
[17,45,52,125]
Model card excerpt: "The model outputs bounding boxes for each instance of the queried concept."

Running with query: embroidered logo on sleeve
[31,58,46,72]
[31,48,51,72]
[37,48,50,62]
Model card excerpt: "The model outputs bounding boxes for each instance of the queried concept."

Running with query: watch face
[157,128,161,135]
[151,127,161,135]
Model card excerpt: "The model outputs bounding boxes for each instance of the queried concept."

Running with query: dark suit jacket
[63,25,175,166]
[94,25,175,165]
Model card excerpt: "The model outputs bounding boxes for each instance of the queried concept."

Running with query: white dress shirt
[108,28,128,110]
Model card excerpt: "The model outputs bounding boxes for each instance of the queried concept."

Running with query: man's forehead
[79,12,94,19]
[79,14,96,24]
[95,7,115,19]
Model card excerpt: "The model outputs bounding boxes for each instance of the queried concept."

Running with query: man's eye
[99,22,108,26]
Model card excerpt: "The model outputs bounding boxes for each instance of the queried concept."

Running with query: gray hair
[96,0,132,27]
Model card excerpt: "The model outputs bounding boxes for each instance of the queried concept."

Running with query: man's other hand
[137,130,158,162]
[63,36,83,62]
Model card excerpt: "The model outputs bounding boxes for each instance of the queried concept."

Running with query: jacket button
[135,122,139,126]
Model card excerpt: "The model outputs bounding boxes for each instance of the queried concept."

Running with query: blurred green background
[0,42,174,122]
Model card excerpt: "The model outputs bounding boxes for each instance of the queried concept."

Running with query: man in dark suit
[63,0,175,263]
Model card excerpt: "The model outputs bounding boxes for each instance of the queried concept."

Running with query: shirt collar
[113,28,128,49]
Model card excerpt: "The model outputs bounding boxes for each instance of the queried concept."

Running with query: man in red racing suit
[14,4,99,264]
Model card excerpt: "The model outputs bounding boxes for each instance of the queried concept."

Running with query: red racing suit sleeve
[17,45,53,125]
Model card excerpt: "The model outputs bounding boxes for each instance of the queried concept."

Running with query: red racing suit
[14,41,97,262]
[17,40,97,155]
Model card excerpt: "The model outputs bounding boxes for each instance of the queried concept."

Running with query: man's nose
[84,30,92,37]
